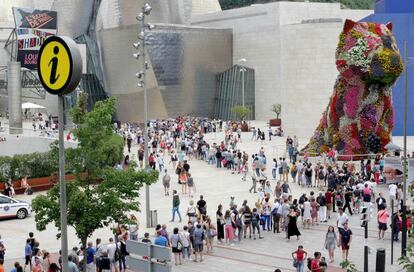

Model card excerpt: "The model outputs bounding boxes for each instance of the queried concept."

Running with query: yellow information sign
[38,36,82,95]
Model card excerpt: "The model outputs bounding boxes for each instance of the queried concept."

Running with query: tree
[271,103,282,119]
[32,95,158,267]
[231,105,250,120]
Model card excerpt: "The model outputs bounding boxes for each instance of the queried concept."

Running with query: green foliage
[271,103,282,119]
[231,105,251,120]
[219,0,374,10]
[32,95,159,255]
[32,168,158,239]
[399,241,414,271]
[339,259,358,272]
[0,152,58,182]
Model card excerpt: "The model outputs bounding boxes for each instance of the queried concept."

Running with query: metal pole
[58,95,68,272]
[142,12,151,229]
[401,41,408,257]
[364,223,368,272]
[391,199,394,264]
[241,68,245,108]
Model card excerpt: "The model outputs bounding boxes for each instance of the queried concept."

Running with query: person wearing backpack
[272,199,282,233]
[235,210,244,242]
[251,208,264,240]
[317,192,327,223]
[193,224,205,262]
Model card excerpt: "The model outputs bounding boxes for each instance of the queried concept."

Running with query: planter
[269,118,282,127]
[0,174,76,194]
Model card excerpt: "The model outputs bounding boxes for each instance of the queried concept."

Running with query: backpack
[319,171,325,180]
[251,213,259,224]
[236,215,243,228]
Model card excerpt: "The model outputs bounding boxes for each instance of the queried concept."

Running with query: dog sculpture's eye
[381,36,393,49]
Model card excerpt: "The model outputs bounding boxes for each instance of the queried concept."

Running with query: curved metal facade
[97,24,232,122]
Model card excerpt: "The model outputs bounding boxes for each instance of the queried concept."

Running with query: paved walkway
[1,120,412,271]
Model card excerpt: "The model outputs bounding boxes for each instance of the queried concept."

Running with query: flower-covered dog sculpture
[304,19,403,157]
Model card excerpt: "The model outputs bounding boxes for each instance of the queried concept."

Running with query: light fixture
[133,53,141,59]
[136,12,144,21]
[138,31,145,40]
[142,3,152,15]
[135,71,143,79]
[133,42,141,49]
[146,23,155,30]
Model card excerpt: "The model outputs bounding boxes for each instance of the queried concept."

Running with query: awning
[22,102,46,109]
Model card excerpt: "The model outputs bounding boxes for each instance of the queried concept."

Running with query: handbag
[177,241,183,250]
[293,259,298,268]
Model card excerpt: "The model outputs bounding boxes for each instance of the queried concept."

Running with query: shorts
[194,243,203,252]
[25,255,31,265]
[341,243,350,250]
[378,222,388,231]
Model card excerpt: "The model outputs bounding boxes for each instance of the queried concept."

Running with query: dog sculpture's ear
[386,22,393,31]
[343,19,356,33]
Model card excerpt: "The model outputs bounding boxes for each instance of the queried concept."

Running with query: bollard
[376,248,386,272]
[150,209,158,227]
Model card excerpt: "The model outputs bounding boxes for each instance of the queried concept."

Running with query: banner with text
[13,7,57,70]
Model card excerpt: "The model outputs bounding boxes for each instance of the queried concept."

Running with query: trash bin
[150,210,158,227]
[376,248,386,272]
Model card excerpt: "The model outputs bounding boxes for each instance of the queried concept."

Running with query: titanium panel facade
[98,24,232,122]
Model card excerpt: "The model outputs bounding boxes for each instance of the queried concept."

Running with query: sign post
[37,36,82,272]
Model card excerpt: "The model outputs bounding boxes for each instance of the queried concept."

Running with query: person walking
[170,228,183,266]
[292,245,307,272]
[377,207,389,240]
[170,190,182,223]
[162,169,171,196]
[339,222,352,261]
[324,226,338,263]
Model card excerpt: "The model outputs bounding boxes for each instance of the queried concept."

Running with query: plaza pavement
[2,120,413,271]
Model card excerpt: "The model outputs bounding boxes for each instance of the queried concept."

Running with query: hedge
[0,134,124,183]
[0,152,58,182]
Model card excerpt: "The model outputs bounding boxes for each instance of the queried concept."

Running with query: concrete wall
[192,1,372,138]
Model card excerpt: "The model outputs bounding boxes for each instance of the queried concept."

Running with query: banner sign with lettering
[13,7,58,70]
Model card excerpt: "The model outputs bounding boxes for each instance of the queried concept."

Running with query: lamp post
[134,2,154,228]
[238,58,247,108]
[402,41,408,256]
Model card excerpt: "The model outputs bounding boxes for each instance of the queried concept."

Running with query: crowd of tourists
[1,116,412,272]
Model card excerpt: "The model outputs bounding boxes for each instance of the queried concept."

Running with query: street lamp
[238,58,247,108]
[133,2,154,228]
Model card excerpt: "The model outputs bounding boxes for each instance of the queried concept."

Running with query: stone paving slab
[1,121,411,272]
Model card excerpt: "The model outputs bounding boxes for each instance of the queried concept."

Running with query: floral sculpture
[304,19,403,158]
